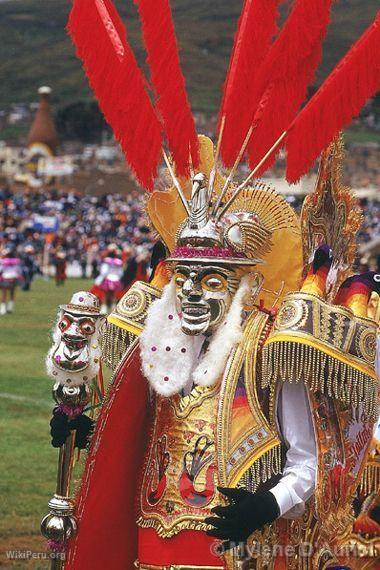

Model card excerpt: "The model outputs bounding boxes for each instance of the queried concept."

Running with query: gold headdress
[148,135,303,308]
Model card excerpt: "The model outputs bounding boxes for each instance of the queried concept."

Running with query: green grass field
[0,278,91,568]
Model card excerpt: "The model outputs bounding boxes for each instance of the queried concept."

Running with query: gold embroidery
[137,386,220,538]
[356,327,377,365]
[300,137,362,301]
[262,292,379,419]
[101,281,162,370]
[275,298,308,331]
[218,310,282,489]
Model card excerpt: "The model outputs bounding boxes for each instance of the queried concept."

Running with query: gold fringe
[135,515,209,538]
[99,321,137,371]
[359,464,380,497]
[261,342,378,420]
[237,444,282,493]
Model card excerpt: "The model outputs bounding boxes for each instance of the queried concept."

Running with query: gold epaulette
[262,291,379,419]
[100,281,162,371]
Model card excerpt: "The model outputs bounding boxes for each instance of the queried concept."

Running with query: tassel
[261,341,378,420]
[219,0,283,167]
[286,12,380,183]
[238,444,283,493]
[246,0,333,175]
[99,321,137,372]
[134,0,199,176]
[67,0,162,190]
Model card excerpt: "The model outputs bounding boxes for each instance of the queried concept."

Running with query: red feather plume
[219,0,283,167]
[247,0,333,176]
[286,12,380,183]
[67,0,162,190]
[134,0,199,176]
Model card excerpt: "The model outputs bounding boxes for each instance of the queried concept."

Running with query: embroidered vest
[137,310,283,538]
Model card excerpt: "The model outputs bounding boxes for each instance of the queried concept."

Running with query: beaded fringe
[261,342,378,420]
[359,464,380,497]
[100,322,137,371]
[238,444,282,494]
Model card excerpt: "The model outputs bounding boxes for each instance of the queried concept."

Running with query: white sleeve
[269,381,317,518]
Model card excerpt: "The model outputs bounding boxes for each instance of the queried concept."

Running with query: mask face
[52,311,98,372]
[174,263,240,335]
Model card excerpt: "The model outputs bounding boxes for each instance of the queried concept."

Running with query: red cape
[65,345,150,569]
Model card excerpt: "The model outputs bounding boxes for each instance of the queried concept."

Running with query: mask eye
[174,273,187,289]
[202,274,227,292]
[79,319,96,336]
[58,316,72,332]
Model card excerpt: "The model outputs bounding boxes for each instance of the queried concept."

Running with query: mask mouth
[62,335,87,351]
[52,342,90,371]
[182,303,209,318]
[180,303,211,334]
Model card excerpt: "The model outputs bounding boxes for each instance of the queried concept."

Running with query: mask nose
[183,277,202,301]
[64,322,81,338]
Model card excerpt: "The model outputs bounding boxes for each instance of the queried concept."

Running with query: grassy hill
[0,0,379,113]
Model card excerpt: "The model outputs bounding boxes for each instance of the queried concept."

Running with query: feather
[134,0,199,176]
[286,12,380,183]
[219,0,283,167]
[247,0,333,175]
[67,0,162,190]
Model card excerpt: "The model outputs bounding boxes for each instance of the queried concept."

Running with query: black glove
[205,487,280,552]
[50,408,94,449]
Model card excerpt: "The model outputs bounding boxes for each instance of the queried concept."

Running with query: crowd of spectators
[0,187,154,282]
[0,183,379,287]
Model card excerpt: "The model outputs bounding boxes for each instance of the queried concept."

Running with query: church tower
[27,86,59,156]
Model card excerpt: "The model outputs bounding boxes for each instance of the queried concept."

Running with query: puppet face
[174,263,240,335]
[52,311,98,372]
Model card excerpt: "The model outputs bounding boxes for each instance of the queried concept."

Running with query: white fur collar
[140,282,204,396]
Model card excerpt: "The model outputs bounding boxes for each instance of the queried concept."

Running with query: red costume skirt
[137,528,226,568]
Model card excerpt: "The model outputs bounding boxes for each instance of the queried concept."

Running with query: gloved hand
[50,407,94,449]
[205,486,280,552]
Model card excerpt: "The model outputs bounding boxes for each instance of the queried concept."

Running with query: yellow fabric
[258,223,303,309]
[107,314,143,336]
[346,293,371,318]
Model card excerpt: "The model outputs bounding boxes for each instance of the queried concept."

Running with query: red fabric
[67,0,162,190]
[65,345,150,570]
[219,0,283,167]
[135,0,199,176]
[246,0,333,175]
[89,284,105,303]
[286,12,380,182]
[138,528,225,567]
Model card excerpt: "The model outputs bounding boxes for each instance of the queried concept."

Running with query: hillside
[0,0,379,113]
